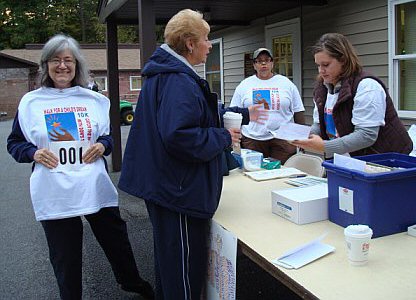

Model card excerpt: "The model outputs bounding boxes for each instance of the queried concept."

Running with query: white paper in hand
[272,123,311,141]
[49,141,91,172]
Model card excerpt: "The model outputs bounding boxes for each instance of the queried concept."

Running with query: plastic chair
[284,153,325,177]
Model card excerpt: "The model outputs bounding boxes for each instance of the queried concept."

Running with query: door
[265,18,302,93]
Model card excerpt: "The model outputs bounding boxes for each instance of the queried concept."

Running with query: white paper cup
[344,225,373,266]
[223,112,243,154]
[223,112,243,130]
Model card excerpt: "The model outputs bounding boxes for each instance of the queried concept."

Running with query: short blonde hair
[164,9,210,56]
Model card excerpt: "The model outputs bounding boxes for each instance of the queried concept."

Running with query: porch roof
[96,0,328,172]
[98,0,328,27]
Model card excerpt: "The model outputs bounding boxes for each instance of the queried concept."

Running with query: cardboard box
[323,153,416,238]
[271,184,328,225]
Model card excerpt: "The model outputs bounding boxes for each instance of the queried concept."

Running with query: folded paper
[272,234,335,269]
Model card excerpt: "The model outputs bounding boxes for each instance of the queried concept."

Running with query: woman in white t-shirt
[230,47,305,163]
[293,33,412,157]
[7,34,154,300]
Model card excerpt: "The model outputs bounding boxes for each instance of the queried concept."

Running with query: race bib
[49,141,91,172]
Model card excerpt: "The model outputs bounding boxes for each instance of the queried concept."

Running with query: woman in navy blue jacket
[119,9,265,300]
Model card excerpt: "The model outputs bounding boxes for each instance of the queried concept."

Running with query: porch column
[106,18,122,172]
[138,0,156,68]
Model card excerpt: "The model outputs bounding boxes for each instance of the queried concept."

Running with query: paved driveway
[0,119,300,300]
[0,120,153,299]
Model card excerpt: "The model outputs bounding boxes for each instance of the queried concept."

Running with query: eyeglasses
[254,58,272,64]
[48,58,76,67]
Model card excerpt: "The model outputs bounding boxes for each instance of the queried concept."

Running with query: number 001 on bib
[49,141,91,172]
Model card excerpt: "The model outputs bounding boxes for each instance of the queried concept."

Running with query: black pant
[41,207,142,300]
[145,201,209,300]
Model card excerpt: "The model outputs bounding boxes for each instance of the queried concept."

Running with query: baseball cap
[253,48,273,60]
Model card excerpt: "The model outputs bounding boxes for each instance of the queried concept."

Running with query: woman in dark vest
[293,33,412,157]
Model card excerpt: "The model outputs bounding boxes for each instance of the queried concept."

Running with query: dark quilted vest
[313,72,413,156]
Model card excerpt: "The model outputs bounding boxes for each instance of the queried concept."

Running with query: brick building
[0,53,38,119]
[0,43,141,119]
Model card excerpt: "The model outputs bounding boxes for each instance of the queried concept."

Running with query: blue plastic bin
[322,153,416,238]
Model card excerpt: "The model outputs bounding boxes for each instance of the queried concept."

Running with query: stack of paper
[285,176,327,187]
[334,153,394,173]
[244,167,306,181]
[271,123,311,141]
[271,234,335,269]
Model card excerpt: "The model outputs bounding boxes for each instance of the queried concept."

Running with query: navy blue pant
[145,201,209,300]
[41,207,142,300]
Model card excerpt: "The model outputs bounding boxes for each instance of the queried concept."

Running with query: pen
[289,174,307,178]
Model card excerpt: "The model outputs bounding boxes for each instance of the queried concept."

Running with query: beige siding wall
[194,64,205,77]
[211,23,266,103]
[209,0,416,126]
[301,0,389,124]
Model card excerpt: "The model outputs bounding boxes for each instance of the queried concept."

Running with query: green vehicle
[120,100,134,125]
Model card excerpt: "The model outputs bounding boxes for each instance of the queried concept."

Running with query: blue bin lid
[322,152,416,182]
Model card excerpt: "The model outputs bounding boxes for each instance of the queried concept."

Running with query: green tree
[118,25,139,43]
[0,0,51,49]
[0,0,139,49]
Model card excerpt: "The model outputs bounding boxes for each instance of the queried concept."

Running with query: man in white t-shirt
[230,47,305,163]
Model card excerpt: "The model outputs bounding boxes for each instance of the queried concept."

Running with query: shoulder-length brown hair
[311,33,362,81]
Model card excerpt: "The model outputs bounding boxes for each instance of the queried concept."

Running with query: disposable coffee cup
[223,112,243,154]
[344,224,373,266]
[223,112,243,130]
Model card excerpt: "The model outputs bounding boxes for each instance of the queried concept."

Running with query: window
[205,39,223,102]
[95,76,107,92]
[244,52,255,78]
[130,76,142,91]
[389,0,416,117]
[272,35,293,81]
